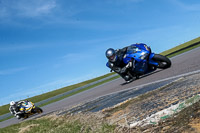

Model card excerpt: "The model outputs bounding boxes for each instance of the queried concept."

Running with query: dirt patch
[19,124,39,133]
[102,74,200,127]
[189,119,200,133]
[140,99,200,133]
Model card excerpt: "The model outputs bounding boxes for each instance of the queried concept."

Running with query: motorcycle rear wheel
[34,107,43,114]
[153,54,171,69]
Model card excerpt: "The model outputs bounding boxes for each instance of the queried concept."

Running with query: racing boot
[124,75,134,83]
[16,115,21,119]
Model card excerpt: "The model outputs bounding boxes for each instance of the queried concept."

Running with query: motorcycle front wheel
[153,54,171,69]
[16,115,21,119]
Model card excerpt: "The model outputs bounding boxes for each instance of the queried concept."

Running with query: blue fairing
[123,44,158,74]
[106,62,110,68]
[149,53,159,66]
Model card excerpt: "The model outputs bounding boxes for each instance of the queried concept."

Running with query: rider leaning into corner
[9,100,26,118]
[105,43,151,83]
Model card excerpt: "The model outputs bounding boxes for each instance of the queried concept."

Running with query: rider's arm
[18,101,24,104]
[121,46,128,53]
[106,62,112,68]
[106,62,114,72]
[17,101,26,106]
[9,107,14,114]
[106,62,122,73]
[9,106,18,115]
[116,47,128,56]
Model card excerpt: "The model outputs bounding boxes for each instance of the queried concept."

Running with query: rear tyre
[153,54,171,69]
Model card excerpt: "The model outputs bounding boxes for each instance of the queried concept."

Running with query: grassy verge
[160,37,200,56]
[0,114,117,133]
[0,105,10,117]
[0,72,116,116]
[0,116,14,123]
[166,42,200,58]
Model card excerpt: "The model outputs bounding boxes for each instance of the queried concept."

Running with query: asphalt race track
[1,47,200,128]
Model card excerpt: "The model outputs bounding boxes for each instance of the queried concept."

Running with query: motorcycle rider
[106,46,133,83]
[106,43,151,82]
[9,100,26,119]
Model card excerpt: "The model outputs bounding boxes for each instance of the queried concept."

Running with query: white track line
[96,69,200,100]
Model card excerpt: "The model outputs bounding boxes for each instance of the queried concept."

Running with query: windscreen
[126,46,141,54]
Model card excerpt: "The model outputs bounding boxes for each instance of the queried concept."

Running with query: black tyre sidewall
[153,54,171,69]
[34,107,43,113]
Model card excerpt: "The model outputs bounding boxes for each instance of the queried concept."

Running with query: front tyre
[153,54,171,69]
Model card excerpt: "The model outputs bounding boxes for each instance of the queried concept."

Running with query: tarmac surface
[58,79,176,115]
[1,47,200,128]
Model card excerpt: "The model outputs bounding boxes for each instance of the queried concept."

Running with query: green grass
[0,72,116,116]
[164,42,200,58]
[160,37,200,56]
[0,116,14,123]
[0,118,83,133]
[0,104,10,117]
[0,114,116,133]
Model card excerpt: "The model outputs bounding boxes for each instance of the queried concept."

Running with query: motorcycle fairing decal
[144,45,150,51]
[20,102,34,113]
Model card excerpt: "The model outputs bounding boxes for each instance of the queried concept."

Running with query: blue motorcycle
[119,43,171,81]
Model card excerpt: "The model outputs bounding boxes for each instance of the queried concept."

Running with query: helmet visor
[109,55,115,60]
[109,55,117,62]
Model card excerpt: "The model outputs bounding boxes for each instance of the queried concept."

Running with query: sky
[0,0,200,105]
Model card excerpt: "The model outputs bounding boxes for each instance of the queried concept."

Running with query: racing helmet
[10,101,16,106]
[105,48,117,62]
